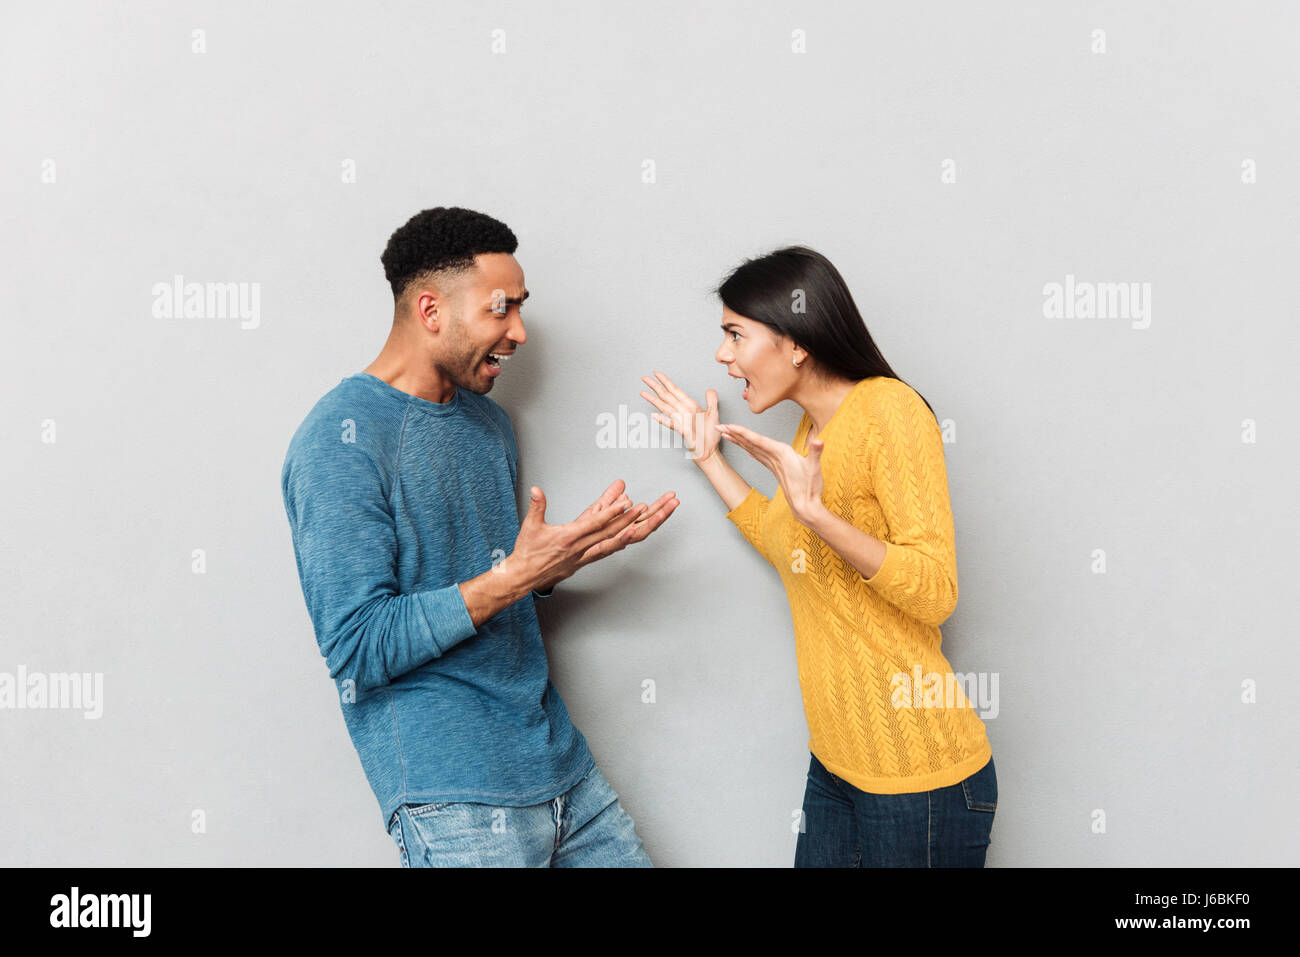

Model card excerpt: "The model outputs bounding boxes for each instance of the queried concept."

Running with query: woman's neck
[796,376,860,438]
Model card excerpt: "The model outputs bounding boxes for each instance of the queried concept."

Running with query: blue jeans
[794,752,998,867]
[386,761,652,867]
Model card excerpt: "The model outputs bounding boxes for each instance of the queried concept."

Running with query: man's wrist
[493,559,534,605]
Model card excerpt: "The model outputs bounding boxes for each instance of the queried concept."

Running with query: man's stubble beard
[439,307,492,395]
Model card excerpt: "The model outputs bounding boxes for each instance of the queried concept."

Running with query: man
[280,206,677,867]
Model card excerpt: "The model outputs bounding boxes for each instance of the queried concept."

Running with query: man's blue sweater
[281,372,592,830]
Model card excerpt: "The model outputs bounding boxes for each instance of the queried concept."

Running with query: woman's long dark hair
[714,245,936,420]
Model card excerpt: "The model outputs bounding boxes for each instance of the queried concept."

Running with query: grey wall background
[3,0,1297,866]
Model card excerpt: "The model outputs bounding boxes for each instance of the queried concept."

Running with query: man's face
[436,253,528,395]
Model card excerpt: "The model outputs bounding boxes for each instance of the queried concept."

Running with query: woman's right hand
[640,370,721,464]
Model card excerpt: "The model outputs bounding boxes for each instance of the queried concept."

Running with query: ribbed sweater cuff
[725,486,765,524]
[415,583,479,656]
[862,539,900,589]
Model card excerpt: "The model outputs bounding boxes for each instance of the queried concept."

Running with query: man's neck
[363,337,456,404]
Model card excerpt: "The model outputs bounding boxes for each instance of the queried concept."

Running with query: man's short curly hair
[381,207,518,301]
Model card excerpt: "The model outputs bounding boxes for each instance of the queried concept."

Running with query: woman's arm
[718,389,958,627]
[694,445,753,511]
[801,503,889,581]
[640,371,753,510]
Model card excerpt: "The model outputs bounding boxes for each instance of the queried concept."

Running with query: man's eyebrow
[491,290,530,306]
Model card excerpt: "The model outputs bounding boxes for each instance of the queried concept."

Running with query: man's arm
[458,563,535,626]
[283,448,486,695]
[523,479,631,600]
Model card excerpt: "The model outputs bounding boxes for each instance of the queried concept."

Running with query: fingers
[717,425,778,471]
[640,375,677,409]
[649,412,680,434]
[625,494,678,540]
[565,492,630,541]
[571,501,648,555]
[523,486,547,525]
[643,374,703,440]
[573,480,627,522]
[581,494,678,562]
[716,423,757,456]
[717,422,767,445]
[718,423,775,454]
[639,382,674,417]
[572,487,677,557]
[594,479,626,511]
[705,389,718,418]
[643,371,700,412]
[652,370,689,403]
[630,491,676,525]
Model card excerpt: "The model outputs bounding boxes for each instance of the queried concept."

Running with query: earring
[793,357,802,367]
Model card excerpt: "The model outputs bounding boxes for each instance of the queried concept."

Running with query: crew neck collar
[350,372,464,415]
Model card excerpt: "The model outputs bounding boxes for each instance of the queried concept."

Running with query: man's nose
[509,311,527,346]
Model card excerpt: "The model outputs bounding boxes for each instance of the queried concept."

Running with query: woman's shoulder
[841,375,915,422]
[858,376,931,419]
[839,377,934,450]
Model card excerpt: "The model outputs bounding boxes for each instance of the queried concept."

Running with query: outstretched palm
[639,370,720,463]
[716,423,828,527]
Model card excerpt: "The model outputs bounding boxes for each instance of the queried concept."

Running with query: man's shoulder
[283,374,406,481]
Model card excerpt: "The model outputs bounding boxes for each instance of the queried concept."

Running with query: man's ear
[410,288,443,332]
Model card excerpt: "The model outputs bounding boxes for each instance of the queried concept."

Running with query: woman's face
[714,306,800,413]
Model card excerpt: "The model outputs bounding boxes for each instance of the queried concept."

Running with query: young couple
[280,206,997,868]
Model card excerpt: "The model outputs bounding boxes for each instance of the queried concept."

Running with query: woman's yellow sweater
[725,375,991,794]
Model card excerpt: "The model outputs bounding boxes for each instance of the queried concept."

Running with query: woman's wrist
[695,447,753,512]
[796,498,835,534]
[691,444,718,468]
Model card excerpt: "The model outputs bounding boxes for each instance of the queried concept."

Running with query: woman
[639,245,997,867]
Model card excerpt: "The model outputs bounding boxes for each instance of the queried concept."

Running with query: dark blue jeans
[794,752,998,867]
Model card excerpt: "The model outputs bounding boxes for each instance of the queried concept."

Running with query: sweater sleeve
[725,485,775,566]
[860,386,959,627]
[282,446,478,695]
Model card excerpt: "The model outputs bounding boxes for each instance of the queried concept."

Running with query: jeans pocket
[406,801,456,819]
[960,757,998,813]
[387,810,410,867]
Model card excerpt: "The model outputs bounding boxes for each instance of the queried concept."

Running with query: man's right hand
[510,480,678,593]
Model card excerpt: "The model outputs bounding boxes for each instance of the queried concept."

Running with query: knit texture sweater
[281,373,592,829]
[725,376,991,793]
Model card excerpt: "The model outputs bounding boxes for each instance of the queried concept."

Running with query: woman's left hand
[717,423,829,528]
